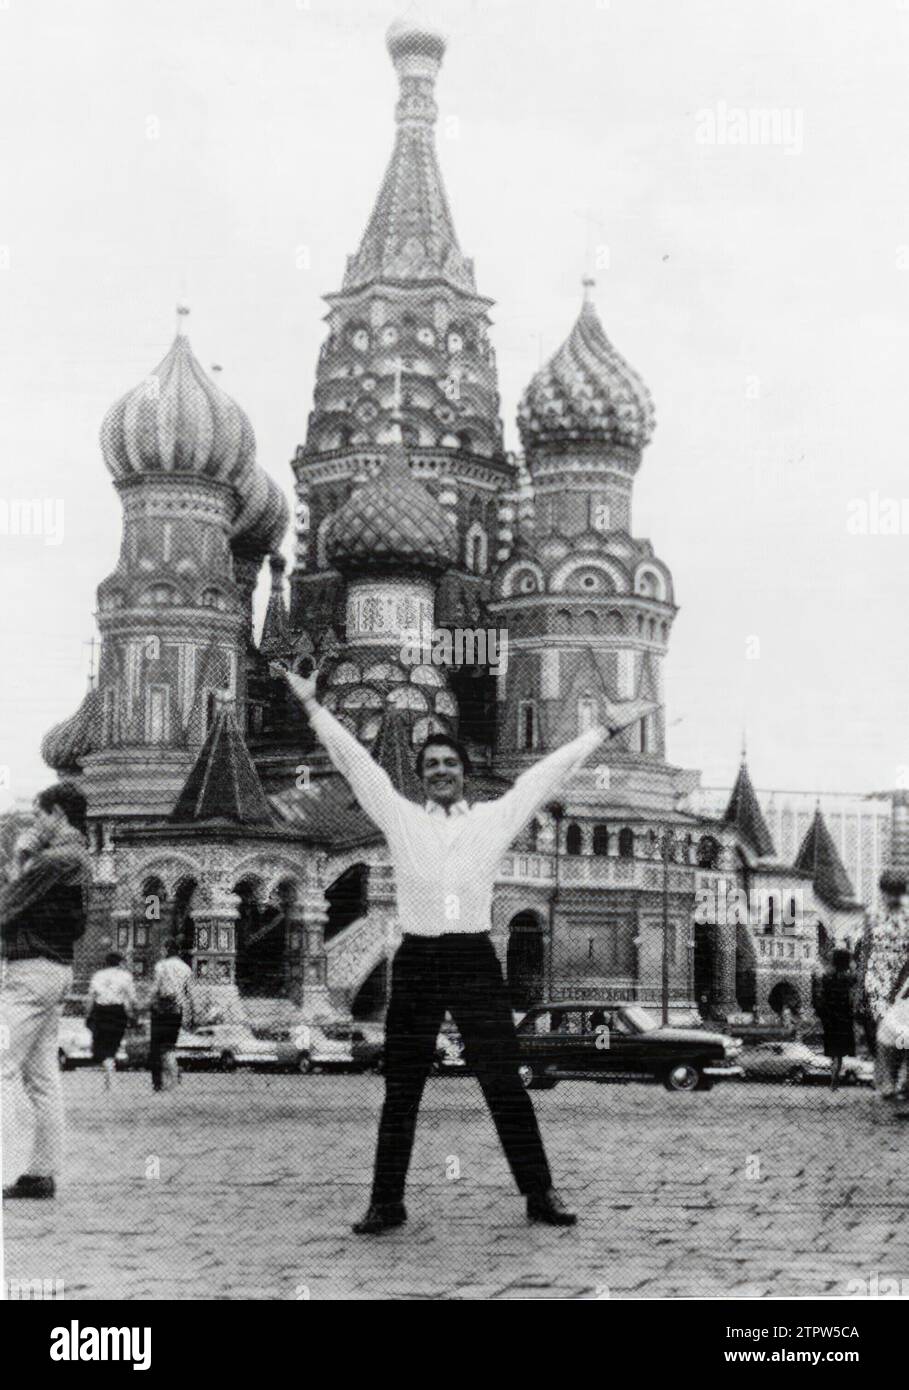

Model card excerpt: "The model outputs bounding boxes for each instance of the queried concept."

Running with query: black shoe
[527,1187,576,1226]
[3,1175,56,1200]
[352,1201,407,1235]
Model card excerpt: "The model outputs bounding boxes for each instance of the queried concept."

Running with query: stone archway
[768,979,802,1022]
[171,877,198,962]
[506,911,545,1010]
[351,958,388,1021]
[233,875,295,998]
[325,863,370,943]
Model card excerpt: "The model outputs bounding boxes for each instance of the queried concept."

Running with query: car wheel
[695,1073,714,1092]
[786,1065,807,1086]
[297,1053,313,1075]
[663,1062,701,1092]
[518,1063,557,1091]
[219,1051,237,1073]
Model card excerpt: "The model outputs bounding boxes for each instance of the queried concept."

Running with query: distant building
[691,787,890,917]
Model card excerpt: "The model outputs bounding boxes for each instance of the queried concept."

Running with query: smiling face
[421,742,465,808]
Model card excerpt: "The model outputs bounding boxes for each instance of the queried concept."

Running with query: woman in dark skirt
[86,952,137,1089]
[815,948,856,1091]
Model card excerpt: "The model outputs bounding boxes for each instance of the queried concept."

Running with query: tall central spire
[342,19,476,295]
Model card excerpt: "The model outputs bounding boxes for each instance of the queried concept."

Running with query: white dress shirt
[152,955,192,1004]
[87,965,137,1011]
[309,703,605,938]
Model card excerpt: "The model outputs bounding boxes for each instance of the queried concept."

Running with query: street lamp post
[547,802,564,1001]
[661,826,672,1026]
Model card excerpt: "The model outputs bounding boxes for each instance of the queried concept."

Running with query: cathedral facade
[40,20,863,1027]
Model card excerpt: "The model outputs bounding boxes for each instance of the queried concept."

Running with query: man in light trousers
[1,782,92,1200]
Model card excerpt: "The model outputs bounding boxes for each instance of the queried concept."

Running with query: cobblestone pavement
[3,1072,908,1300]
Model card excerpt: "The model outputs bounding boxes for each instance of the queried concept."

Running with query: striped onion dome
[518,283,655,452]
[231,467,289,557]
[100,331,256,487]
[41,686,101,772]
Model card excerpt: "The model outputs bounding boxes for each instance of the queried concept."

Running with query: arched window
[592,825,609,856]
[618,827,635,859]
[565,823,583,856]
[577,695,597,733]
[146,686,170,744]
[518,700,537,751]
[464,521,488,574]
[316,514,334,569]
[696,835,720,869]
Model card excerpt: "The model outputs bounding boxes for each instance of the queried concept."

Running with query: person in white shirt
[148,940,193,1092]
[282,664,653,1234]
[86,952,138,1090]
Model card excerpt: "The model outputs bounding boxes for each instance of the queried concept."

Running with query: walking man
[282,664,655,1234]
[1,782,92,1200]
[87,952,137,1090]
[148,938,192,1092]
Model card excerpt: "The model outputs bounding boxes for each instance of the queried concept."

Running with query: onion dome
[231,467,289,557]
[41,686,101,772]
[385,17,447,65]
[326,439,456,576]
[518,280,655,453]
[100,327,256,487]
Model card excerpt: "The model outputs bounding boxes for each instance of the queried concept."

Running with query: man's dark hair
[163,937,180,957]
[35,780,88,834]
[105,951,125,968]
[415,734,472,779]
[879,870,906,897]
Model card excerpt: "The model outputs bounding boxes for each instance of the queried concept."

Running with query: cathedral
[40,19,863,1028]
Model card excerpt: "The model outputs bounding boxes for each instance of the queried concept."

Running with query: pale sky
[2,0,909,811]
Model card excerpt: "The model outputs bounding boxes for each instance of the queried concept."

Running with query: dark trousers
[89,1004,128,1063]
[149,1008,182,1090]
[371,932,552,1204]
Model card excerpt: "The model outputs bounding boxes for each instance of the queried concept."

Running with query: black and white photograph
[1,0,908,1342]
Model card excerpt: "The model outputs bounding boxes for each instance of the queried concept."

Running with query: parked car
[288,1019,359,1073]
[434,1024,466,1073]
[842,1056,875,1087]
[120,1019,152,1070]
[57,996,127,1071]
[350,1022,385,1073]
[175,1022,306,1073]
[740,1040,873,1086]
[515,1000,743,1092]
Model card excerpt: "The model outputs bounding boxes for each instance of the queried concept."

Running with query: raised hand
[271,661,319,708]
